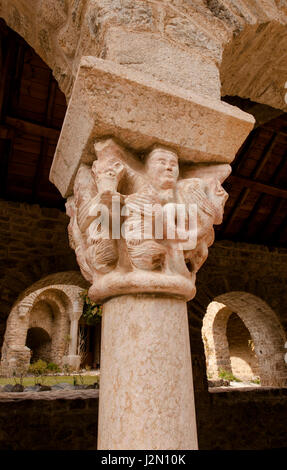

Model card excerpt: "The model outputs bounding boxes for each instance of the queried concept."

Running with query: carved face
[145,148,179,190]
[206,179,229,224]
[92,158,125,192]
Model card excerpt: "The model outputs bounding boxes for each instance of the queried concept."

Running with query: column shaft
[98,295,198,450]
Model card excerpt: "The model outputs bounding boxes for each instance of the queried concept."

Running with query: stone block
[103,28,221,98]
[50,57,254,197]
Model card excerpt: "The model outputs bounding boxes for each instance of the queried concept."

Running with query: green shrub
[28,359,47,375]
[218,369,241,382]
[46,362,60,373]
[80,291,102,325]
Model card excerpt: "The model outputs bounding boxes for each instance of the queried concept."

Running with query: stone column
[50,57,254,449]
[68,318,79,356]
[98,295,197,450]
[63,299,83,371]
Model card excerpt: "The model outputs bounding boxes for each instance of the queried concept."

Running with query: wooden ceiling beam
[32,72,58,200]
[221,132,279,234]
[228,175,287,199]
[0,33,18,121]
[4,116,60,139]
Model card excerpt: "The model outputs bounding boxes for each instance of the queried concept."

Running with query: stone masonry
[0,199,77,350]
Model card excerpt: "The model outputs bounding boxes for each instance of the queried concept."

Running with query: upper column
[50,57,254,303]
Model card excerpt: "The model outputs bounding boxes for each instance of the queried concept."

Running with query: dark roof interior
[0,19,286,247]
[0,20,66,209]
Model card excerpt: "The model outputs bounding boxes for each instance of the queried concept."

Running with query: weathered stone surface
[50,57,254,197]
[221,22,287,111]
[0,388,99,401]
[102,28,221,98]
[0,0,286,108]
[52,383,75,391]
[98,295,198,450]
[208,379,229,387]
[187,241,287,393]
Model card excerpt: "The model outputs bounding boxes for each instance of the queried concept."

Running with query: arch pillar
[202,293,287,387]
[50,58,254,450]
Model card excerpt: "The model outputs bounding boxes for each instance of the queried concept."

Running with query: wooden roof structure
[0,20,65,209]
[0,20,286,247]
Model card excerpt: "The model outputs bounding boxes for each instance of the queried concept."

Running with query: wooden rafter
[221,132,279,235]
[2,117,60,139]
[229,175,287,200]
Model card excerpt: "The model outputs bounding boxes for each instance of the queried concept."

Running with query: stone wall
[227,312,259,381]
[189,241,287,392]
[0,390,99,450]
[0,199,77,350]
[0,387,286,450]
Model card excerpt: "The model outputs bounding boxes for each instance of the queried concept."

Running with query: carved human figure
[177,176,229,273]
[66,147,126,281]
[125,147,229,276]
[124,147,180,271]
[67,139,230,302]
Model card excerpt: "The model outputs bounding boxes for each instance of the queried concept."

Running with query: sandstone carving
[67,138,231,302]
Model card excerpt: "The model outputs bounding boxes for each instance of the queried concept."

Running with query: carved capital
[67,138,231,302]
[50,58,254,302]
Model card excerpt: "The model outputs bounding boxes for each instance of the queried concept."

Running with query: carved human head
[145,147,179,190]
[205,179,229,224]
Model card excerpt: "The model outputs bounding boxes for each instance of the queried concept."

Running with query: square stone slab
[50,57,254,197]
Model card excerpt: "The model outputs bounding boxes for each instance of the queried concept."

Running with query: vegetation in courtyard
[218,369,242,382]
[0,359,100,388]
[0,375,99,387]
[251,377,261,385]
[80,291,102,325]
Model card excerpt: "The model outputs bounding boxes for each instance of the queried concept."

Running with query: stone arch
[0,271,88,376]
[202,291,287,387]
[0,0,286,104]
[220,21,287,111]
[0,0,75,98]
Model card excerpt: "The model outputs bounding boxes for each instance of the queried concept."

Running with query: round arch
[220,21,287,111]
[0,271,87,376]
[202,291,287,387]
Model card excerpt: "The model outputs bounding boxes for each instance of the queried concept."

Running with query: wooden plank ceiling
[0,19,286,247]
[0,19,65,209]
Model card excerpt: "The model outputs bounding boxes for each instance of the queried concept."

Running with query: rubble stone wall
[0,199,77,351]
[0,388,286,450]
